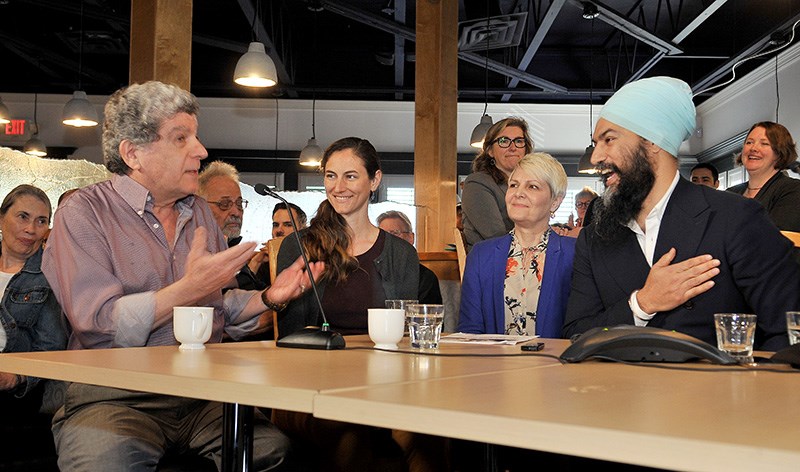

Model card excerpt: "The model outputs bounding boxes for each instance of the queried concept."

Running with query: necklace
[747,186,762,190]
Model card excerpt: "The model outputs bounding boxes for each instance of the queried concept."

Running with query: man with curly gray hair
[43,81,314,471]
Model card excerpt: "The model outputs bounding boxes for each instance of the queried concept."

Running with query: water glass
[786,312,800,345]
[406,304,444,349]
[385,299,418,309]
[714,313,757,361]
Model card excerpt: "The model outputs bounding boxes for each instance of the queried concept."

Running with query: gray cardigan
[275,229,419,337]
[461,171,513,251]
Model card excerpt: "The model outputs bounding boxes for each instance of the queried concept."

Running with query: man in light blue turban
[563,76,799,352]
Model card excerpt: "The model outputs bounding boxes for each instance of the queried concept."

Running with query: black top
[418,264,442,304]
[727,171,800,232]
[321,230,387,335]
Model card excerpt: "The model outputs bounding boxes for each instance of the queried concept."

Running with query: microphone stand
[254,183,345,350]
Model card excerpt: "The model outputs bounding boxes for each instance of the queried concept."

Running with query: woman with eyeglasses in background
[461,117,534,251]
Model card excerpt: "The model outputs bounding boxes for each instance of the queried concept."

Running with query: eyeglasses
[493,136,527,149]
[207,197,248,211]
[387,230,412,237]
[575,201,591,209]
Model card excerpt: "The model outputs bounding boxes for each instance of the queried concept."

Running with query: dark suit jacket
[564,178,800,351]
[459,232,576,338]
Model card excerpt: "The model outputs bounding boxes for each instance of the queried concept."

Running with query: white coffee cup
[368,308,405,349]
[173,306,213,351]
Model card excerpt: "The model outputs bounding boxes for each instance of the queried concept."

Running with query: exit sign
[0,119,31,143]
[4,119,26,135]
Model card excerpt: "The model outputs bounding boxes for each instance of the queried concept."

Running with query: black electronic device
[769,343,800,368]
[521,342,545,352]
[254,183,345,350]
[560,325,737,364]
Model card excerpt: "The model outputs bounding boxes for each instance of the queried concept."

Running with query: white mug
[173,306,213,351]
[368,308,405,349]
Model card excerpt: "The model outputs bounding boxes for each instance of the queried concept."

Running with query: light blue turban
[599,76,696,157]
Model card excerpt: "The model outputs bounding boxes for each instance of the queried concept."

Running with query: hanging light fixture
[299,138,323,167]
[233,1,277,87]
[300,5,322,167]
[24,93,47,157]
[470,1,493,148]
[578,9,598,174]
[234,42,277,87]
[62,0,98,127]
[0,96,11,124]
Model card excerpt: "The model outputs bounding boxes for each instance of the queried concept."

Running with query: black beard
[592,144,656,242]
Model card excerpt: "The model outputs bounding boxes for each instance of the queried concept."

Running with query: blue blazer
[458,232,576,337]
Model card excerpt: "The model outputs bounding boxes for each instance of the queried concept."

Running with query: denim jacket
[1,247,67,396]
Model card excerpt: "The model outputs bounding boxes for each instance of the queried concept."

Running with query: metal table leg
[222,402,254,472]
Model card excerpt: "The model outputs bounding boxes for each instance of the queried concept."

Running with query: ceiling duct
[457,13,527,52]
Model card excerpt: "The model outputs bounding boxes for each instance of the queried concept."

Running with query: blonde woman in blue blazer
[458,153,576,338]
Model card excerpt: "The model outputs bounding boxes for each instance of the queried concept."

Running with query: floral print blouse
[503,228,549,336]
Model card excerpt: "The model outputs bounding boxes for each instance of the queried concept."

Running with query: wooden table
[316,340,800,471]
[0,337,554,471]
[3,337,798,471]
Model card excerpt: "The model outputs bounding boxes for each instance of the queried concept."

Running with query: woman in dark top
[727,121,800,232]
[274,138,438,472]
[461,117,534,250]
[276,137,418,336]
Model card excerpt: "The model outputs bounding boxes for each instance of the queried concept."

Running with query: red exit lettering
[4,120,25,135]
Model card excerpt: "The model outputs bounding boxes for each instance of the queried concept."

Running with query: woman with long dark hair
[274,138,442,471]
[276,137,419,336]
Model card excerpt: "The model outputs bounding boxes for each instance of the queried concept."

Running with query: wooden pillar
[129,0,193,89]
[414,0,458,252]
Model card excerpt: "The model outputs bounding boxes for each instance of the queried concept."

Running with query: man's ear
[119,140,141,171]
[642,139,662,156]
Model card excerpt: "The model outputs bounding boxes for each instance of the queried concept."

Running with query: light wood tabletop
[0,336,558,413]
[315,348,800,471]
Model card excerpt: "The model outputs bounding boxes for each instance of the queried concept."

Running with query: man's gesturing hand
[184,227,257,297]
[636,248,720,314]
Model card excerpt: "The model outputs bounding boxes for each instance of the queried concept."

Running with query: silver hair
[102,81,200,175]
[197,161,240,198]
[575,186,598,201]
[511,152,568,200]
[376,210,413,232]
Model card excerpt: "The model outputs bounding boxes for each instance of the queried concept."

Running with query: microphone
[254,183,345,350]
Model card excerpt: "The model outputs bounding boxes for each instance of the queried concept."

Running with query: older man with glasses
[197,161,248,243]
[376,210,442,304]
[197,161,266,293]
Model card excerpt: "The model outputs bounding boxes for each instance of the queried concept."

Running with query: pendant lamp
[234,1,277,88]
[234,42,277,87]
[578,9,598,174]
[0,97,11,124]
[470,115,494,148]
[63,0,98,127]
[470,0,493,148]
[299,6,322,167]
[25,94,47,157]
[62,91,98,127]
[300,138,323,167]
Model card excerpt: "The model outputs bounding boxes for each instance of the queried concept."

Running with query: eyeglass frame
[386,230,412,237]
[491,136,528,149]
[575,200,592,209]
[207,197,248,211]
